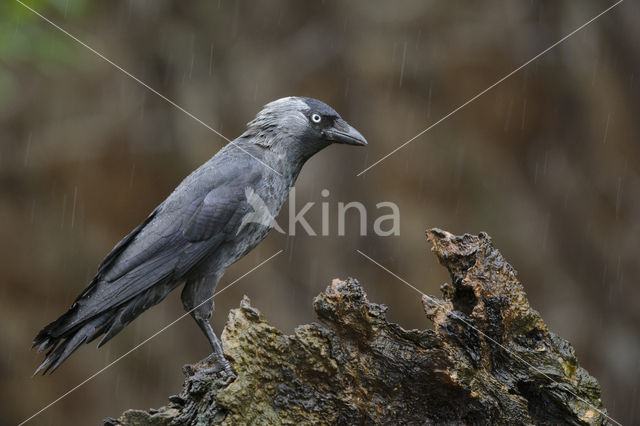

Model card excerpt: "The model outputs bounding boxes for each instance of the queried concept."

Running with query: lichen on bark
[106,229,609,425]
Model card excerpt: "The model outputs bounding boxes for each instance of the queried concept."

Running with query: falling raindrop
[426,81,432,119]
[503,97,514,132]
[541,212,550,250]
[615,177,623,219]
[454,147,465,187]
[603,112,611,144]
[24,132,32,166]
[188,34,195,80]
[287,236,295,263]
[70,186,78,229]
[399,40,408,88]
[61,193,67,229]
[208,42,215,76]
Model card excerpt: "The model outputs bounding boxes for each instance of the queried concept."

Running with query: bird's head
[244,96,367,159]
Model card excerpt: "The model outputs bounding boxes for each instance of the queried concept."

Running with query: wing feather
[58,181,249,334]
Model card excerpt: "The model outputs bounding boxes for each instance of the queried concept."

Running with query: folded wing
[33,171,254,373]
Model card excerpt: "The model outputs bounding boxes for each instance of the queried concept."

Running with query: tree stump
[106,229,609,425]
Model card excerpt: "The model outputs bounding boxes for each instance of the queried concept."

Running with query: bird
[32,96,367,376]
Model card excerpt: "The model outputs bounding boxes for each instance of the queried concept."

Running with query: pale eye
[311,113,322,124]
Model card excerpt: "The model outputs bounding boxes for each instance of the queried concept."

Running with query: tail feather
[98,278,177,348]
[33,314,107,375]
[86,315,116,345]
[33,277,178,374]
[97,308,131,348]
[36,338,51,353]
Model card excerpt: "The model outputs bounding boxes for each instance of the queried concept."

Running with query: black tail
[33,277,178,375]
[33,310,110,375]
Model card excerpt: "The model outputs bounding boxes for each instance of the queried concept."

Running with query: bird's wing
[94,207,161,280]
[52,172,256,337]
[87,190,244,306]
[183,184,241,242]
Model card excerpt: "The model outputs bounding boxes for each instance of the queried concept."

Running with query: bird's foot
[203,352,236,379]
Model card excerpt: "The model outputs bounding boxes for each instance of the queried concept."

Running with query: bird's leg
[181,276,235,377]
[194,315,234,377]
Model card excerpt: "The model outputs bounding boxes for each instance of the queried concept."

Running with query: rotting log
[106,229,608,425]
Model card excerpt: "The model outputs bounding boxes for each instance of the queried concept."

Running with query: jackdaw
[33,96,367,375]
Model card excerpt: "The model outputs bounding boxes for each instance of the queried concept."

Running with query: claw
[203,352,236,379]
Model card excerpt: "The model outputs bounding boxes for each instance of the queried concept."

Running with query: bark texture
[106,229,608,425]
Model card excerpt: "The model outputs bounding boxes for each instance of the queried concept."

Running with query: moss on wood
[106,229,608,425]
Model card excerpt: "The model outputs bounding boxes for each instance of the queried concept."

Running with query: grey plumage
[33,96,367,375]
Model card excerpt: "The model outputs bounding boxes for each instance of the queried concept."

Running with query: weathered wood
[106,229,608,425]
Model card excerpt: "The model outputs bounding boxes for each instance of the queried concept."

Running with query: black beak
[323,118,368,146]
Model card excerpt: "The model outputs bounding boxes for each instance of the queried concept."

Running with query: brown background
[1,1,638,424]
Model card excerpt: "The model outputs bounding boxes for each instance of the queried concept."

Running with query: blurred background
[1,0,638,424]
